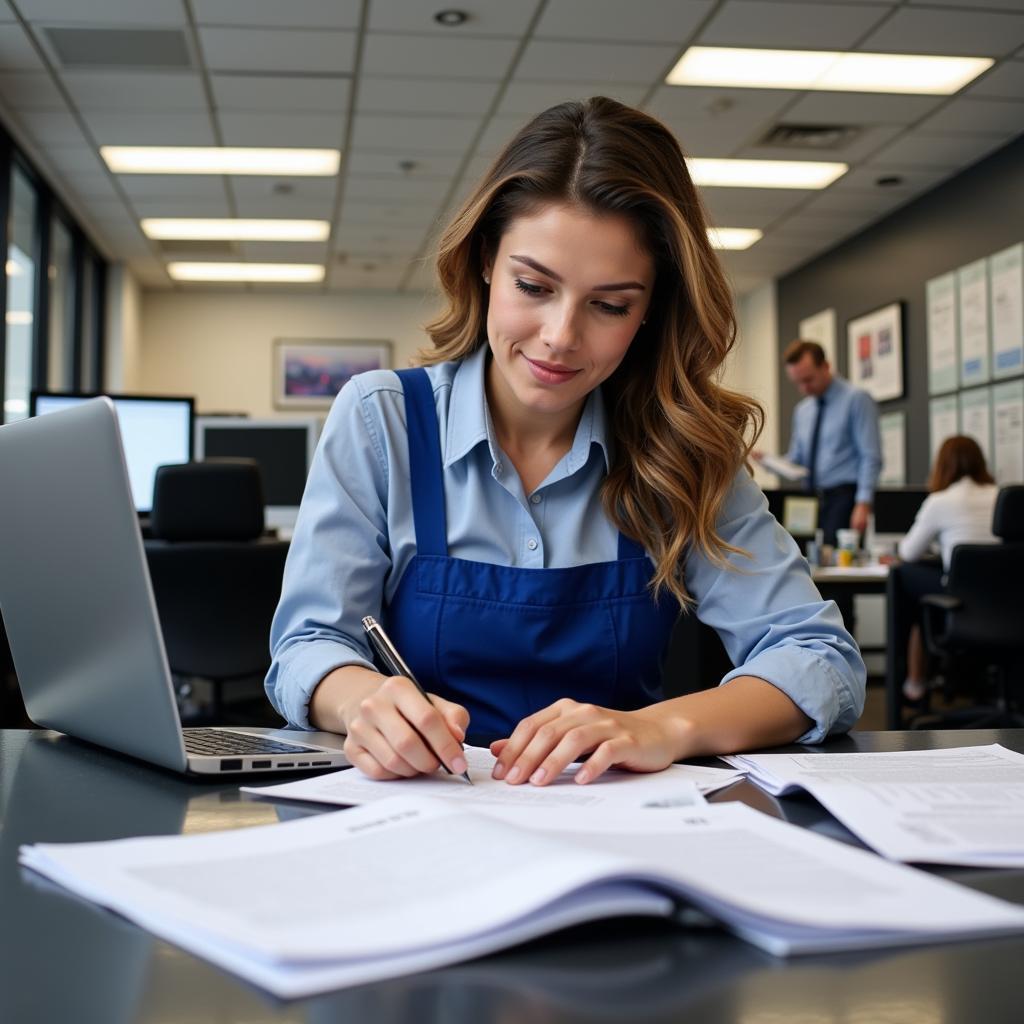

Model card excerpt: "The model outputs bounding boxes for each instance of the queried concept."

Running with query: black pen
[361,615,472,784]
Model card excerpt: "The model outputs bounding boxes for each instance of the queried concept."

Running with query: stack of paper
[725,744,1024,867]
[241,745,743,814]
[21,794,1024,998]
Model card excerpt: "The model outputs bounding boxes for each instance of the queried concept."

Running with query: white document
[927,272,959,395]
[242,746,741,814]
[725,744,1024,867]
[758,453,808,482]
[958,386,993,468]
[798,308,837,366]
[21,795,1024,998]
[878,411,906,486]
[929,394,959,466]
[990,242,1024,380]
[957,258,990,387]
[993,379,1024,485]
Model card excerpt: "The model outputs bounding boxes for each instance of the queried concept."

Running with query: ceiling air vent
[756,123,861,151]
[156,240,237,258]
[45,28,191,69]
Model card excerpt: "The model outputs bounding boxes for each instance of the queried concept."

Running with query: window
[47,216,75,391]
[4,166,38,422]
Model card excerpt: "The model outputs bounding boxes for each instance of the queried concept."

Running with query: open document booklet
[20,794,1024,999]
[724,744,1024,868]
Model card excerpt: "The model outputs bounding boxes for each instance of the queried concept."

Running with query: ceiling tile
[700,186,815,225]
[918,98,1024,137]
[193,0,361,29]
[118,175,229,200]
[367,0,541,36]
[236,240,328,261]
[58,71,205,110]
[15,0,185,24]
[327,265,406,291]
[130,196,233,217]
[81,110,216,145]
[783,91,945,126]
[334,222,432,253]
[65,172,120,199]
[361,33,518,80]
[907,0,1024,11]
[211,74,350,113]
[230,176,337,201]
[45,145,107,176]
[346,151,465,177]
[0,72,64,109]
[218,111,346,147]
[516,40,679,83]
[358,77,500,116]
[473,114,533,156]
[796,185,916,219]
[535,0,713,44]
[351,113,483,153]
[497,80,647,116]
[860,7,1024,57]
[199,27,356,74]
[967,60,1024,100]
[15,109,87,145]
[0,25,46,71]
[868,131,1012,169]
[828,163,949,195]
[232,194,334,218]
[339,200,440,230]
[344,175,452,205]
[737,124,903,163]
[698,0,889,49]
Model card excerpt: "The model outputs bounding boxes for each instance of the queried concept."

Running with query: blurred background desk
[2,727,1023,1024]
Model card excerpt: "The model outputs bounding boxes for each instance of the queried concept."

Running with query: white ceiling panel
[647,85,797,124]
[700,186,815,224]
[218,112,346,147]
[827,163,950,195]
[118,174,228,200]
[232,194,334,218]
[657,114,770,158]
[199,27,357,74]
[783,91,946,126]
[907,0,1024,11]
[81,110,216,145]
[698,1,890,50]
[193,0,361,30]
[327,265,407,290]
[868,131,1012,169]
[210,74,350,113]
[918,98,1024,137]
[334,223,432,252]
[473,114,541,156]
[344,175,453,205]
[497,80,646,116]
[535,0,713,44]
[0,24,46,71]
[738,124,903,163]
[130,195,233,217]
[0,72,64,109]
[860,7,1024,57]
[967,60,1024,100]
[358,77,500,116]
[346,151,465,177]
[351,114,483,153]
[230,176,337,201]
[235,241,328,261]
[14,109,86,144]
[516,40,679,83]
[796,184,918,220]
[338,200,440,230]
[367,0,542,37]
[361,33,519,80]
[59,71,205,111]
[14,0,186,25]
[64,172,120,198]
[44,144,107,176]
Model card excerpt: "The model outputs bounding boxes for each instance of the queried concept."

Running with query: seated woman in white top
[898,435,998,701]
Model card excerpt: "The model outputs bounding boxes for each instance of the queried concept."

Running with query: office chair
[144,459,289,723]
[913,485,1024,729]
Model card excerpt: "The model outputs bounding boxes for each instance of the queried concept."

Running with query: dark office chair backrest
[145,460,289,681]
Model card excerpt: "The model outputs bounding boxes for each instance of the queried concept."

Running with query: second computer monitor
[193,417,319,531]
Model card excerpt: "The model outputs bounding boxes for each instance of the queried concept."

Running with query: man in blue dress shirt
[782,340,882,546]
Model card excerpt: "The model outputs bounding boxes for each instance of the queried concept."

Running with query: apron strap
[617,532,647,561]
[395,367,448,556]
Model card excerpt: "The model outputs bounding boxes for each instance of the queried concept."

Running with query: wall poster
[926,272,958,395]
[993,379,1024,485]
[958,387,993,470]
[878,411,906,486]
[957,258,990,388]
[929,395,959,468]
[990,243,1024,380]
[847,302,904,402]
[797,308,838,368]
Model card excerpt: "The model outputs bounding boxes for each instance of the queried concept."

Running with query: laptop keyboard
[183,728,324,757]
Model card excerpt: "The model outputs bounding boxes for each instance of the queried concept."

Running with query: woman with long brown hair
[898,435,998,702]
[266,98,865,785]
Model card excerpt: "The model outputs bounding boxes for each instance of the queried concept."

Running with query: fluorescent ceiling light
[6,310,33,325]
[167,263,325,283]
[6,259,22,276]
[707,227,763,251]
[689,158,846,189]
[668,47,993,95]
[142,218,330,242]
[101,147,340,176]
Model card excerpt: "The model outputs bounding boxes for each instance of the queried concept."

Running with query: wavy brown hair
[929,435,995,493]
[420,97,763,606]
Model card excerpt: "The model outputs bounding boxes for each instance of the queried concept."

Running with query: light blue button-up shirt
[785,375,882,504]
[266,345,865,742]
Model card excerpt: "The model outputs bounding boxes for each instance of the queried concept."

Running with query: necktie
[806,396,826,493]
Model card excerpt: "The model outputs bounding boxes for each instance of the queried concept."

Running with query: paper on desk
[725,744,1024,867]
[21,795,1024,998]
[758,454,809,481]
[241,746,741,814]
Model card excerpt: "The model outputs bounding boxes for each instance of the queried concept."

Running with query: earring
[641,319,647,325]
[483,274,491,285]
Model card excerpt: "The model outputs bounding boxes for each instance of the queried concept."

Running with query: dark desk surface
[3,728,1024,1024]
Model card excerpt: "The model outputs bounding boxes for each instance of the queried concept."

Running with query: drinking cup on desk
[836,529,859,552]
[837,548,854,568]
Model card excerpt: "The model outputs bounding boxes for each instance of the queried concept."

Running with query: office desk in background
[2,728,1023,1023]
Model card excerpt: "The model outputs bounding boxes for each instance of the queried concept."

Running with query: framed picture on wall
[273,338,392,410]
[846,302,904,402]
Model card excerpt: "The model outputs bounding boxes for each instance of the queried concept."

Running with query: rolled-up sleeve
[685,471,866,742]
[264,377,391,729]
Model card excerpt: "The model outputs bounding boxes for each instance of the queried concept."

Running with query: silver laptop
[0,398,348,776]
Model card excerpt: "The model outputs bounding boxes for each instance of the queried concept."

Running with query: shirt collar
[444,344,612,473]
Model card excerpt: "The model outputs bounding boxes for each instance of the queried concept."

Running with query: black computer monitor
[873,488,929,534]
[30,391,194,513]
[193,417,319,531]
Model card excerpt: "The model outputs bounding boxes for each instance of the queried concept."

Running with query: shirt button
[530,494,542,504]
[494,462,503,476]
[526,538,538,551]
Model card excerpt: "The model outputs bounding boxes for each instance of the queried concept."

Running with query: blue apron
[384,368,679,744]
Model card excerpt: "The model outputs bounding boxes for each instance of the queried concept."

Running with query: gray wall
[777,134,1024,486]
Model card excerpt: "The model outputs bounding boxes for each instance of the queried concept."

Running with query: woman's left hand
[489,699,685,786]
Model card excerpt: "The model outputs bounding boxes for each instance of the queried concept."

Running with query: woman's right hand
[312,667,469,779]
